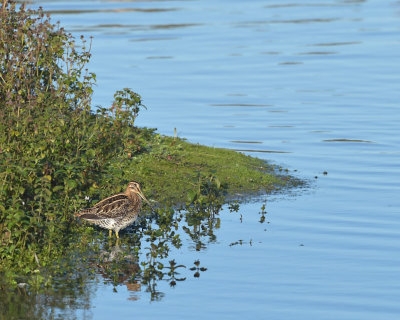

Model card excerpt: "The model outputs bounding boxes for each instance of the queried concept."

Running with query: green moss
[121,134,295,205]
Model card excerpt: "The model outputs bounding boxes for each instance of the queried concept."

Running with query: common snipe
[75,181,149,239]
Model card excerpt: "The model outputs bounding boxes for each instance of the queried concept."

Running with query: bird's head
[126,181,150,204]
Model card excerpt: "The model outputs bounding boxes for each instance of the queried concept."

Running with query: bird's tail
[74,208,92,217]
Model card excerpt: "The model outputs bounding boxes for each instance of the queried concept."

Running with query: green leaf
[66,180,77,189]
[53,185,64,192]
[187,190,198,203]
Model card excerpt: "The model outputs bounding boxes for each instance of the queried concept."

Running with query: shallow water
[8,0,400,319]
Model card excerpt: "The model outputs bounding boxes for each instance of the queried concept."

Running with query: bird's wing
[92,198,131,219]
[77,195,131,219]
[93,193,127,208]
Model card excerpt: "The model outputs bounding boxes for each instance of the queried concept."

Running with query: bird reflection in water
[97,244,141,301]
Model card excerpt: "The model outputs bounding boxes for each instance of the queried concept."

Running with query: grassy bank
[99,131,296,206]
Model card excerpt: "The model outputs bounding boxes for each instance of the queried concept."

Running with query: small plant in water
[259,201,268,224]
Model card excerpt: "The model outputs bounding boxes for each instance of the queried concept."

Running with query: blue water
[26,0,400,319]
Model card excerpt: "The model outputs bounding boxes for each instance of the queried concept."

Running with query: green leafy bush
[0,2,145,276]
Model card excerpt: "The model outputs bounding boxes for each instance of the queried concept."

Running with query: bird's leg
[109,230,112,238]
[116,231,119,239]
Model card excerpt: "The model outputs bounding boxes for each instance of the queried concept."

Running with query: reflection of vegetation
[0,233,99,320]
[182,175,226,250]
[86,186,227,303]
[190,260,207,278]
[0,2,301,317]
[165,260,186,287]
[93,183,223,301]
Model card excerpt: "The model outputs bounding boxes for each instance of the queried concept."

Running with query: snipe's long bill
[75,181,150,239]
